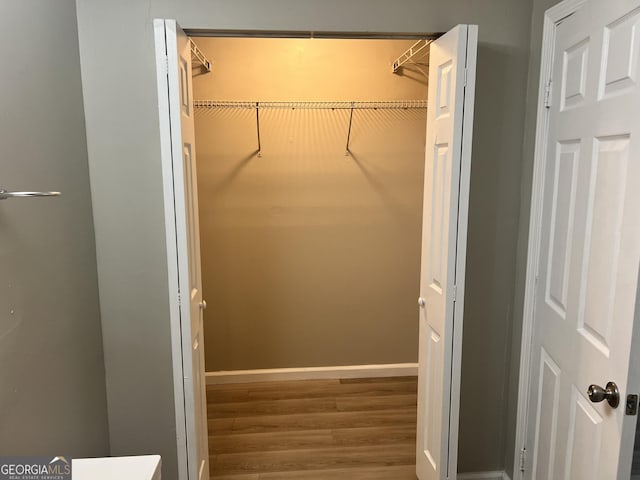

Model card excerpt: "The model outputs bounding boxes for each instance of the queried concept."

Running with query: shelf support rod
[255,102,262,157]
[345,102,355,156]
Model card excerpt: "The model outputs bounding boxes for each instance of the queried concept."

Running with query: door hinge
[177,289,182,307]
[452,285,458,302]
[519,447,527,473]
[544,79,553,109]
[463,68,468,87]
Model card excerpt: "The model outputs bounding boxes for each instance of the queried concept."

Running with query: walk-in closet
[189,36,432,477]
[191,37,430,373]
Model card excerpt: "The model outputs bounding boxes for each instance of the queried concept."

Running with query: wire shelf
[193,100,427,157]
[193,100,428,110]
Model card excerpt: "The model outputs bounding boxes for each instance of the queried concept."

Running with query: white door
[524,1,640,478]
[161,20,209,480]
[416,24,478,480]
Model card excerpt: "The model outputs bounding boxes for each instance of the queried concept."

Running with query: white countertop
[72,455,161,480]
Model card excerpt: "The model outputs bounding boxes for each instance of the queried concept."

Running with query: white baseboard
[458,472,510,480]
[206,363,418,385]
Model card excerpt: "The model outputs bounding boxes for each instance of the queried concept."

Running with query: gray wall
[0,0,109,456]
[504,0,564,478]
[74,0,534,475]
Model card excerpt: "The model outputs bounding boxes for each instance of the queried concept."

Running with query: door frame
[512,0,593,478]
[153,22,476,480]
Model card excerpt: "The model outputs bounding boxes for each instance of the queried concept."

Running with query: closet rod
[194,100,428,110]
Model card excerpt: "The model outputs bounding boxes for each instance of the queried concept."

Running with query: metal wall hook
[0,189,61,200]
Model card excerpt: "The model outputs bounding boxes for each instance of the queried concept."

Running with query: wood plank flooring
[207,377,418,479]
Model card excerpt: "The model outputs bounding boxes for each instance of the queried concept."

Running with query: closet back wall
[193,38,428,371]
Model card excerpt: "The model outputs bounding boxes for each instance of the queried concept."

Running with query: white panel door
[416,24,477,480]
[525,1,640,479]
[165,20,209,480]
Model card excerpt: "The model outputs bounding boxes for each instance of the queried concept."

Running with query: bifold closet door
[156,19,209,480]
[416,24,477,480]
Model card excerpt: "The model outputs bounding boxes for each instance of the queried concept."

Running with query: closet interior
[185,33,447,479]
[190,35,433,374]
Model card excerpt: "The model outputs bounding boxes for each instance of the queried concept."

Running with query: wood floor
[207,376,418,479]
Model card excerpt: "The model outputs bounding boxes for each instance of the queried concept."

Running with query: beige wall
[193,38,427,371]
[74,0,534,475]
[0,0,109,455]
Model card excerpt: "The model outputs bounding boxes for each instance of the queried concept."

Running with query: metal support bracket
[255,102,262,157]
[392,39,433,73]
[190,39,212,74]
[345,102,355,156]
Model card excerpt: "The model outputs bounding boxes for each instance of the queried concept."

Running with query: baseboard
[458,471,510,480]
[206,363,419,385]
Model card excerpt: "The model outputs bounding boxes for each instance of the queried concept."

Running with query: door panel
[416,24,477,480]
[526,1,640,478]
[531,349,561,480]
[166,20,209,480]
[564,386,603,480]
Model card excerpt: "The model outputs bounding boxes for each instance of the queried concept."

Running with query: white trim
[153,19,188,480]
[205,363,418,385]
[458,471,511,480]
[513,1,587,479]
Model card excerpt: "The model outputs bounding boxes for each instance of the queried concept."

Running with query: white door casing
[155,19,210,480]
[522,1,640,479]
[416,24,477,480]
[154,20,479,480]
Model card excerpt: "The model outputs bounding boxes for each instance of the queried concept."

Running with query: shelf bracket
[190,39,212,74]
[392,39,433,73]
